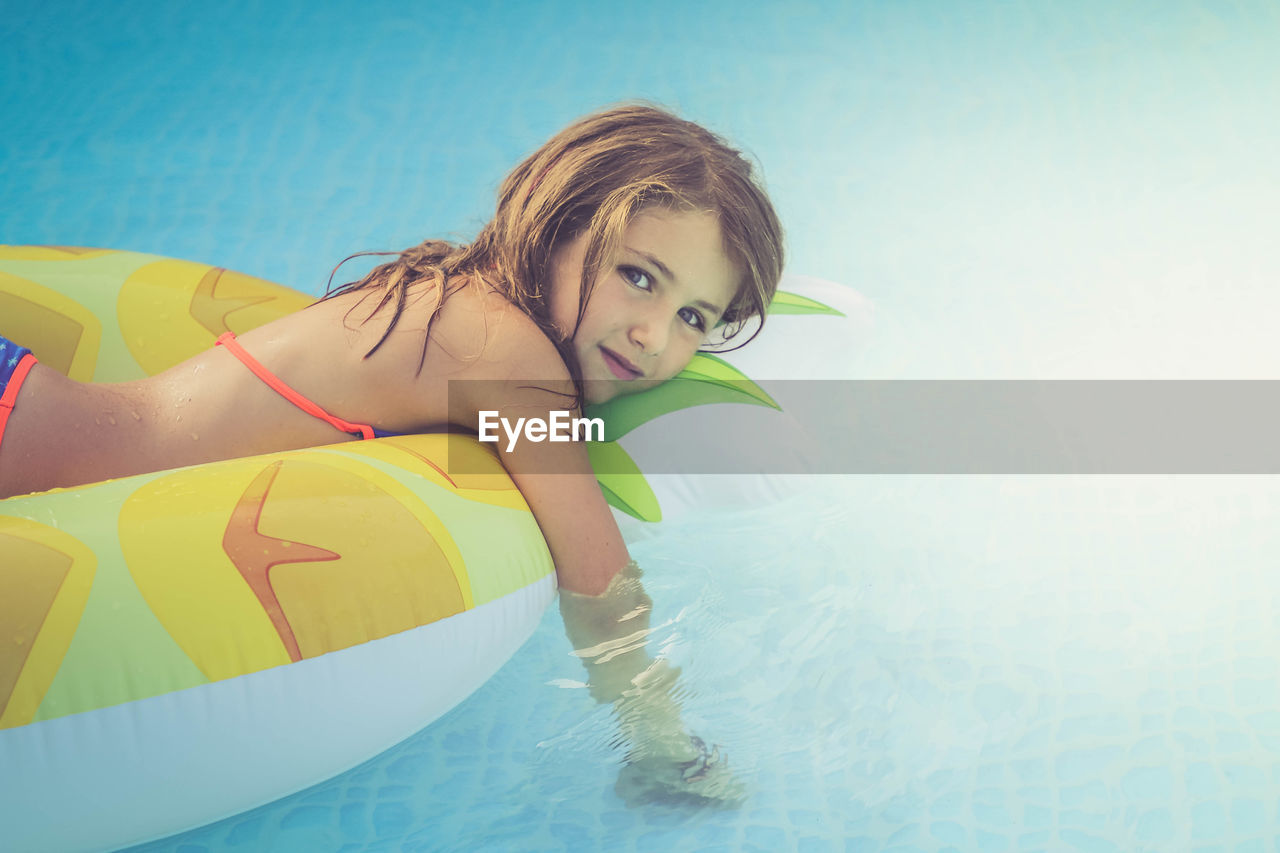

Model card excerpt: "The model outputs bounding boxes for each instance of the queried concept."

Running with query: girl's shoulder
[429,278,569,382]
[425,278,573,421]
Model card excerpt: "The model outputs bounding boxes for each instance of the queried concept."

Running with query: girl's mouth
[599,346,642,380]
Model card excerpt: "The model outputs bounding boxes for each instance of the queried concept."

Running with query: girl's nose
[629,310,668,356]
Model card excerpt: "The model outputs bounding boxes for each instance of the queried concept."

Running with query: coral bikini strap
[215,332,375,440]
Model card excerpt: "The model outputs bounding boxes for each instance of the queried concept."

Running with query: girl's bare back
[0,276,559,497]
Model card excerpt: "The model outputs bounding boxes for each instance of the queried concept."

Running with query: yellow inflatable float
[0,247,557,852]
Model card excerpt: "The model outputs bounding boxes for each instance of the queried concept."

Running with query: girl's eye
[619,265,706,331]
[678,306,708,332]
[620,265,653,291]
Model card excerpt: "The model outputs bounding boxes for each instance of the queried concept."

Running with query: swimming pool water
[124,476,1280,851]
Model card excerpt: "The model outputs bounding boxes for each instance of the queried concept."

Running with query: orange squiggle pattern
[222,461,339,661]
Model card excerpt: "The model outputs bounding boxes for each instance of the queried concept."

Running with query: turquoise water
[123,477,1280,851]
[6,1,1280,850]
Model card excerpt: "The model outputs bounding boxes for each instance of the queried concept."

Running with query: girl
[0,104,784,803]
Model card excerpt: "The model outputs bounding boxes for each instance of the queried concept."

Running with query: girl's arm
[499,433,741,803]
[557,560,694,749]
[503,445,629,595]
[446,325,739,801]
[556,553,744,805]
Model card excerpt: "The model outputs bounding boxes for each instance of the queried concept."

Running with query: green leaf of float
[767,290,845,316]
[587,441,661,522]
[585,354,779,442]
[677,353,764,389]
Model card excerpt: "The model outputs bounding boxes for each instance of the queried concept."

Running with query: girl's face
[549,207,740,405]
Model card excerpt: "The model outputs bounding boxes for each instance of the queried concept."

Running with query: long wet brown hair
[325,103,784,408]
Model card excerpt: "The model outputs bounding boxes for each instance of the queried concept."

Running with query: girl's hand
[610,665,747,808]
[615,736,746,807]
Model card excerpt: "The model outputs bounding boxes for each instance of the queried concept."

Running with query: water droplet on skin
[107,415,116,426]
[190,433,199,441]
[131,411,141,421]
